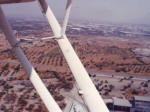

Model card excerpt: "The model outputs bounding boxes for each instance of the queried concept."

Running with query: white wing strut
[61,0,72,35]
[0,6,62,112]
[38,0,109,112]
[41,36,57,40]
[40,0,72,41]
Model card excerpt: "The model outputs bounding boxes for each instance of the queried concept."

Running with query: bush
[109,84,115,90]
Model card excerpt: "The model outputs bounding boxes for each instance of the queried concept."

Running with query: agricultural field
[0,19,150,111]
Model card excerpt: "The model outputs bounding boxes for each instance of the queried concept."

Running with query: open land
[0,19,150,111]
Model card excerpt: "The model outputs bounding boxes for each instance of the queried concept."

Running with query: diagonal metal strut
[0,6,62,112]
[38,0,109,112]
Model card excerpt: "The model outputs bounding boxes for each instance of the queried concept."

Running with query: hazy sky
[1,0,150,24]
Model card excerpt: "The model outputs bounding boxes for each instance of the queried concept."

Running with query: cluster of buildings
[67,23,150,38]
[104,96,150,112]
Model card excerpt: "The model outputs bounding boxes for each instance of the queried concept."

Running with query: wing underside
[0,0,35,4]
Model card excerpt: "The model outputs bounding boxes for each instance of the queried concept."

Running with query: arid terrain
[0,19,150,111]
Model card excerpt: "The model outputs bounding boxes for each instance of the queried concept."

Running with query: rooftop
[104,99,113,104]
[134,96,150,102]
[113,97,132,107]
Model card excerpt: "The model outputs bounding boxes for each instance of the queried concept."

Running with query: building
[131,96,150,112]
[104,99,113,110]
[112,97,132,112]
[104,97,132,112]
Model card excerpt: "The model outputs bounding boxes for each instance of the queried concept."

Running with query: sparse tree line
[36,56,65,66]
[23,47,66,67]
[115,64,150,73]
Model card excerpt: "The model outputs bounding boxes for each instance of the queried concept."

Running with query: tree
[105,80,108,83]
[132,89,139,95]
[109,84,115,90]
[3,63,9,70]
[143,83,148,87]
[18,97,27,107]
[0,63,10,75]
[26,104,34,111]
[15,64,20,72]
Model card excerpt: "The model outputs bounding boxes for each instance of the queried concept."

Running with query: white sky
[1,0,150,24]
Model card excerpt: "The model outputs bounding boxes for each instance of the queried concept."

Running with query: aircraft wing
[0,0,35,4]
